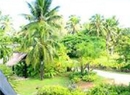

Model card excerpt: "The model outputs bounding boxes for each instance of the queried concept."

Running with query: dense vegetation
[0,0,130,94]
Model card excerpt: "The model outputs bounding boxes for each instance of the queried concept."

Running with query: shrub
[88,83,130,95]
[14,62,25,77]
[71,89,87,95]
[82,74,97,82]
[0,64,13,77]
[69,72,82,79]
[44,70,57,78]
[14,62,38,77]
[37,85,70,95]
[71,76,81,83]
[70,71,97,83]
[120,64,130,72]
[36,85,86,95]
[69,72,82,83]
[44,66,57,78]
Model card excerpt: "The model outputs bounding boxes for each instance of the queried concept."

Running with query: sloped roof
[0,70,17,95]
[6,52,26,66]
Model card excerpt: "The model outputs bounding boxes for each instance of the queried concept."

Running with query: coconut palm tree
[0,12,14,63]
[89,14,105,37]
[19,0,62,80]
[66,15,81,34]
[104,16,119,54]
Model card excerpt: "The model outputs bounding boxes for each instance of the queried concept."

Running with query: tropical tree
[116,28,130,64]
[19,0,62,80]
[66,15,81,34]
[104,16,119,54]
[0,12,14,63]
[62,33,106,74]
[89,14,105,37]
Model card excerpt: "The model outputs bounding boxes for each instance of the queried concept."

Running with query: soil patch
[77,81,94,90]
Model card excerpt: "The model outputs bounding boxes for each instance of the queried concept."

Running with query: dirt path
[94,69,130,85]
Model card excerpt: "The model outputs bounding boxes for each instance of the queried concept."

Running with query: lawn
[15,76,71,95]
[12,71,105,95]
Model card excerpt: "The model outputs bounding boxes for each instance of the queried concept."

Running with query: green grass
[16,76,71,95]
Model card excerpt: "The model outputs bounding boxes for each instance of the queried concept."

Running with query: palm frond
[27,2,37,17]
[43,0,52,15]
[45,6,60,17]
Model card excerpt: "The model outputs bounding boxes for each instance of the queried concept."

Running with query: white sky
[0,0,130,30]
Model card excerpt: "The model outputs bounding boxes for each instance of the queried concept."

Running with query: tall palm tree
[89,14,105,37]
[0,12,14,63]
[19,0,62,80]
[66,15,81,34]
[104,16,119,54]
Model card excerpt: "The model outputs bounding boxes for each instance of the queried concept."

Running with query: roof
[6,52,26,66]
[0,70,17,95]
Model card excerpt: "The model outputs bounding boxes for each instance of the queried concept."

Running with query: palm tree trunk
[97,28,100,37]
[110,46,114,55]
[106,33,110,54]
[40,61,44,80]
[80,62,84,75]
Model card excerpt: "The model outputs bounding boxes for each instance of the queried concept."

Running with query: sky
[0,0,130,30]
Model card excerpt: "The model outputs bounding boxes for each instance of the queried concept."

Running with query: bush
[36,85,86,95]
[0,64,13,77]
[14,62,38,77]
[44,67,57,78]
[71,89,87,95]
[82,74,97,82]
[120,64,130,72]
[69,72,82,83]
[70,71,97,83]
[37,85,70,95]
[71,76,81,83]
[88,83,130,95]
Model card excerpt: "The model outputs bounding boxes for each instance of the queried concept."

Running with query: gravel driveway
[94,69,130,85]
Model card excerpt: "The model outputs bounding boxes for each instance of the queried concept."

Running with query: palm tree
[19,0,62,80]
[0,12,14,63]
[66,15,81,34]
[89,14,105,37]
[104,16,119,54]
[116,28,130,63]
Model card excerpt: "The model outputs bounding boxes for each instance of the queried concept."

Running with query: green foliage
[82,74,97,82]
[44,65,57,78]
[37,85,70,95]
[70,71,97,83]
[120,64,130,72]
[0,64,13,77]
[66,15,81,34]
[88,14,105,37]
[0,12,14,63]
[62,33,106,59]
[116,28,130,64]
[17,0,62,80]
[14,62,38,77]
[14,62,25,77]
[54,43,72,73]
[71,76,81,83]
[88,83,130,95]
[36,85,86,95]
